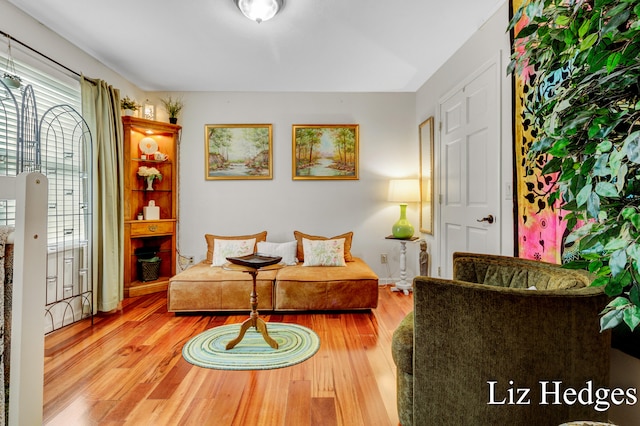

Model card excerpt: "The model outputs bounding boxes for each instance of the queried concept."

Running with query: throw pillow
[256,240,298,265]
[294,230,353,262]
[302,238,347,267]
[211,238,256,266]
[204,231,267,263]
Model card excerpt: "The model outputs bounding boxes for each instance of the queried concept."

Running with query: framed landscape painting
[205,124,273,180]
[292,124,359,180]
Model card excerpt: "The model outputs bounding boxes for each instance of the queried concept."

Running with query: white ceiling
[8,0,507,92]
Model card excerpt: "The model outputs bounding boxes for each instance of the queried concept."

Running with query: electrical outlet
[187,256,194,265]
[380,253,388,264]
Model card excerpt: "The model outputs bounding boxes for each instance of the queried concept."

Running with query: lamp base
[392,221,414,239]
[391,204,414,239]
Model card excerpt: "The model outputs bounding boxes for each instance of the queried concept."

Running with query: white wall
[414,2,514,276]
[154,91,420,280]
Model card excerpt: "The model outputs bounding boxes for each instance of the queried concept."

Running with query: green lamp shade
[392,203,414,239]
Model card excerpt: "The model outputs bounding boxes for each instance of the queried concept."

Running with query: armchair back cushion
[453,252,592,290]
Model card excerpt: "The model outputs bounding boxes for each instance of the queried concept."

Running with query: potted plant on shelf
[508,0,640,332]
[160,96,183,124]
[137,166,162,191]
[120,96,139,116]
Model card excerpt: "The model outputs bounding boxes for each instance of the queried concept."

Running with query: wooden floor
[43,285,413,426]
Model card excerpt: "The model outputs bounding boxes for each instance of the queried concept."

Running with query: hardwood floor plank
[43,287,413,425]
[100,382,155,423]
[323,318,367,426]
[147,366,212,426]
[342,315,394,426]
[252,368,291,426]
[311,397,338,426]
[178,397,226,426]
[285,380,311,425]
[147,358,193,400]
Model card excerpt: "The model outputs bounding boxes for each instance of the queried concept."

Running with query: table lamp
[388,179,420,239]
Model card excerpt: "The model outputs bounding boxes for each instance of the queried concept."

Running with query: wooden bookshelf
[122,116,181,297]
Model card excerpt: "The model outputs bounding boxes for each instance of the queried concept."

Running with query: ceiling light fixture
[234,0,283,23]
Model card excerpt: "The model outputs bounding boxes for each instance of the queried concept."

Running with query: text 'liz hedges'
[487,380,637,412]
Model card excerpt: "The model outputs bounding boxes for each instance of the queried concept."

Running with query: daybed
[168,231,379,312]
[391,252,610,426]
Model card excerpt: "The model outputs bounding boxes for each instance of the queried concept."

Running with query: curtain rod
[1,29,82,79]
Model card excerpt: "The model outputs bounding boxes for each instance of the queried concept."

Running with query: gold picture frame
[205,124,273,180]
[142,103,155,121]
[292,124,359,180]
[419,117,434,234]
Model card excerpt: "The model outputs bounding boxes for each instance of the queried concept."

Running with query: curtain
[80,78,124,312]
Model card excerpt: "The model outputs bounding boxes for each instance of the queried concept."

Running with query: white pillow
[302,238,346,267]
[256,240,298,265]
[212,238,256,266]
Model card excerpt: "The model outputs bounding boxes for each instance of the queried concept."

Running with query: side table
[222,262,283,349]
[385,235,419,295]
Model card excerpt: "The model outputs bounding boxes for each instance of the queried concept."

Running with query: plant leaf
[623,305,640,331]
[586,191,600,218]
[606,52,622,73]
[595,181,618,197]
[630,284,640,307]
[609,248,628,277]
[615,163,627,192]
[591,276,610,288]
[556,15,571,27]
[576,183,592,207]
[624,132,640,163]
[600,309,624,331]
[597,140,613,153]
[604,297,632,311]
[592,154,611,177]
[580,33,599,50]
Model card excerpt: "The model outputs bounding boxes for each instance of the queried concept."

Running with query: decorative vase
[392,204,414,239]
[169,117,178,124]
[146,176,155,191]
[124,109,135,117]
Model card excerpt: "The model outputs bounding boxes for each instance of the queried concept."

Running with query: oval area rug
[182,322,320,370]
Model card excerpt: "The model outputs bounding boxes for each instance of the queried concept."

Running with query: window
[1,46,93,332]
[0,50,86,243]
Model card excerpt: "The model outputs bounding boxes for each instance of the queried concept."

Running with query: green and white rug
[182,322,320,370]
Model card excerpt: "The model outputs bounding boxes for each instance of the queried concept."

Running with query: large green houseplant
[509,0,640,332]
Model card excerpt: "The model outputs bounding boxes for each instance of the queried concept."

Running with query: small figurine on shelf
[137,166,162,191]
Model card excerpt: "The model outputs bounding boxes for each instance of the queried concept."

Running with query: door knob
[477,214,494,224]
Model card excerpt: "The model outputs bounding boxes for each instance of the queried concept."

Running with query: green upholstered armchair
[392,252,611,426]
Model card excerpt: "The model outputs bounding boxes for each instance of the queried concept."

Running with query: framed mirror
[419,117,434,234]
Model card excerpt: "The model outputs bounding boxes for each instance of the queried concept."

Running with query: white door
[438,61,501,278]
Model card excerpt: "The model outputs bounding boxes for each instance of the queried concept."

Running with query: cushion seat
[168,257,378,312]
[167,262,277,312]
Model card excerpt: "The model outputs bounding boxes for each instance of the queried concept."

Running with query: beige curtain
[80,77,124,312]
